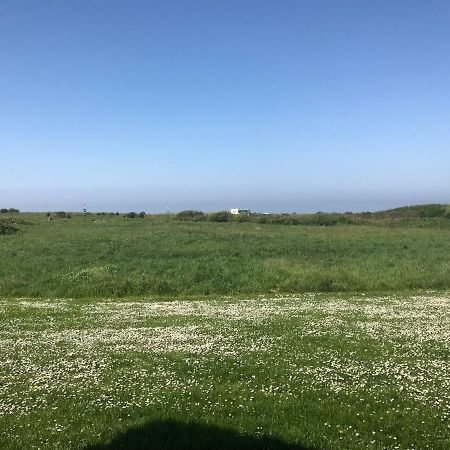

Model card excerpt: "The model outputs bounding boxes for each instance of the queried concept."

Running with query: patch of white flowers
[0,293,449,449]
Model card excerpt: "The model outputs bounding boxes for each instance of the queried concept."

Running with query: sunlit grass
[1,213,450,297]
[0,294,449,449]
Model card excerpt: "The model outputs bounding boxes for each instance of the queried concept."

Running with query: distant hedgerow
[1,208,19,214]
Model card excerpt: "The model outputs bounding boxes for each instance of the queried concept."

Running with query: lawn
[0,294,449,449]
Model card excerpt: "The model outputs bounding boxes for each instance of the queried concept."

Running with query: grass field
[0,294,449,449]
[1,213,450,297]
[1,212,449,448]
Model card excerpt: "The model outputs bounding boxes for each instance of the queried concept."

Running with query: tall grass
[1,213,449,297]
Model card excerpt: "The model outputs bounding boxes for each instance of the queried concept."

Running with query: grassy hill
[373,203,450,218]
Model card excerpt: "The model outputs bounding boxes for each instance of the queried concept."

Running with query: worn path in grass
[0,293,449,449]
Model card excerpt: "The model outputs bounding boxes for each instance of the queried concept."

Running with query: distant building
[230,208,250,215]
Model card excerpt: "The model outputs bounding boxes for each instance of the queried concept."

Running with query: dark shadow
[84,419,316,450]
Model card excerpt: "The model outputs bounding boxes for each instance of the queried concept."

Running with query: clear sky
[1,0,449,212]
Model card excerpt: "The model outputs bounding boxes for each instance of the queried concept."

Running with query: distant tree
[138,211,146,218]
[126,212,137,218]
[1,208,19,213]
[54,211,66,219]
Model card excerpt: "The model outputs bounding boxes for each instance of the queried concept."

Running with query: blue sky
[1,0,449,212]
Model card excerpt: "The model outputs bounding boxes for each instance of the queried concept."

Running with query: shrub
[208,211,232,222]
[54,211,66,219]
[0,222,17,235]
[233,214,251,223]
[126,212,137,219]
[305,214,338,226]
[138,212,146,218]
[1,217,32,226]
[256,215,271,224]
[176,210,204,221]
[193,214,207,222]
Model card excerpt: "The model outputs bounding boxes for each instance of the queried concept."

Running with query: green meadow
[1,211,450,298]
[1,211,449,449]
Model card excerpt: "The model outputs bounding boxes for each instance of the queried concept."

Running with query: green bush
[233,214,251,223]
[0,222,18,235]
[208,211,232,222]
[126,212,137,218]
[305,213,338,226]
[138,212,146,218]
[176,210,204,221]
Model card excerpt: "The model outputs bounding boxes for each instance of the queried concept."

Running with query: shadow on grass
[84,419,314,450]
